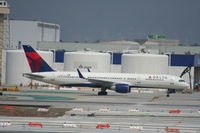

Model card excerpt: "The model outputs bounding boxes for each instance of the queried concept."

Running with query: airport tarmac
[0,88,199,132]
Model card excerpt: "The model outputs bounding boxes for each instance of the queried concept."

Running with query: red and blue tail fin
[22,45,54,72]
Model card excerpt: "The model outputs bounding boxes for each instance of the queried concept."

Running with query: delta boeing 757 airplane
[22,45,189,97]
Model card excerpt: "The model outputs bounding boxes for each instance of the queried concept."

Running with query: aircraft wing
[87,78,114,87]
[77,69,129,87]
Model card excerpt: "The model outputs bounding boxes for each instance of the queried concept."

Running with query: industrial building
[0,0,9,85]
[36,41,200,89]
[5,50,53,85]
[9,20,60,49]
[64,51,111,72]
[1,19,61,85]
[3,22,200,89]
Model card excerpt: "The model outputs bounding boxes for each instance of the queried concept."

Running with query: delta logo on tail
[22,45,54,72]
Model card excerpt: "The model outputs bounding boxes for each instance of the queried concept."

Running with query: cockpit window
[179,80,185,82]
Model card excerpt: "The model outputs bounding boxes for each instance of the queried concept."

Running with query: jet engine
[112,84,131,93]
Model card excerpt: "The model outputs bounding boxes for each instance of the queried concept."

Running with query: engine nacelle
[112,84,131,93]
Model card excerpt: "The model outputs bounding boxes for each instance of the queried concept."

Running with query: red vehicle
[169,109,181,114]
[2,106,16,109]
[164,127,180,133]
[96,124,110,129]
[28,122,43,127]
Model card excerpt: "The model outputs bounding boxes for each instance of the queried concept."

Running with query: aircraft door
[49,73,56,82]
[136,76,141,86]
[170,78,175,87]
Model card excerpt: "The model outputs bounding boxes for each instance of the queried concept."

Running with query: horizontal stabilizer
[23,73,44,79]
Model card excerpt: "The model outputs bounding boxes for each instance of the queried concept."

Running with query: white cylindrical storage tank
[6,50,53,85]
[122,54,168,74]
[64,51,110,72]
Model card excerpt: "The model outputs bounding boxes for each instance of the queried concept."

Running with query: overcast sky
[7,0,200,44]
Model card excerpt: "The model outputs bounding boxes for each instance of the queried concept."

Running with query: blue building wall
[55,50,65,63]
[170,54,194,67]
[111,54,195,67]
[194,55,200,67]
[54,51,197,67]
[112,53,122,64]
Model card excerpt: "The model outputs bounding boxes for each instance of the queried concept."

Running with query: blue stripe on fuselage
[129,86,169,89]
[61,83,101,88]
[60,84,168,89]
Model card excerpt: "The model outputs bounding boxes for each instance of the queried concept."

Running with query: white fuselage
[24,71,190,90]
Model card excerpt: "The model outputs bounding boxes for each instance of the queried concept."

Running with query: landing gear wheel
[167,93,170,97]
[166,89,176,97]
[98,92,102,95]
[98,91,107,95]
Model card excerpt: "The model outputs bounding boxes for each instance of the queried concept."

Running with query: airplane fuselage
[22,45,190,96]
[24,71,189,91]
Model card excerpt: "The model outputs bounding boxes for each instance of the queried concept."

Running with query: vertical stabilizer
[22,45,54,72]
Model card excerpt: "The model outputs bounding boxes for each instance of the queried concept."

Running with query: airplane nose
[185,83,190,88]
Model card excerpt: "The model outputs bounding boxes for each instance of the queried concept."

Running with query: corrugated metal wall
[194,55,200,67]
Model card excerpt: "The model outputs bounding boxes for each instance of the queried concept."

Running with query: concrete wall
[10,20,60,49]
[38,42,200,54]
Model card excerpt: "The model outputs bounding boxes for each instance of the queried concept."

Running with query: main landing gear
[167,92,170,97]
[167,89,176,97]
[98,91,107,95]
[98,88,108,95]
